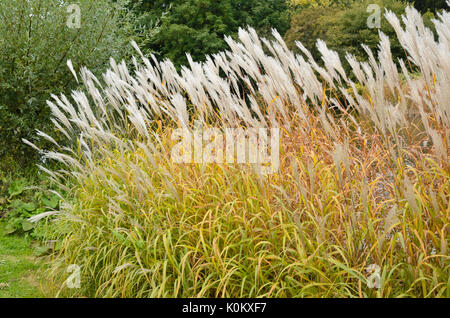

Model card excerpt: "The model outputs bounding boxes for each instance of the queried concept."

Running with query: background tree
[407,0,448,13]
[288,0,358,8]
[0,0,134,167]
[284,0,434,72]
[290,0,449,11]
[133,0,290,67]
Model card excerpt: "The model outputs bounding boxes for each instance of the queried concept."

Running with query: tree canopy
[408,0,448,13]
[135,0,290,66]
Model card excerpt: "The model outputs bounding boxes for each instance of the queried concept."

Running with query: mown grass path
[0,226,45,298]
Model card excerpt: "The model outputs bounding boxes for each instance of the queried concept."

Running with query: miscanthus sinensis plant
[27,6,449,297]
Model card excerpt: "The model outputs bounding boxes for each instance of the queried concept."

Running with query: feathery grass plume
[32,5,449,298]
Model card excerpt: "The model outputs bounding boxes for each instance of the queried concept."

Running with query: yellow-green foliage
[288,0,333,8]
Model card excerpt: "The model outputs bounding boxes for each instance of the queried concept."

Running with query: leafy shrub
[0,0,134,166]
[284,0,435,71]
[0,174,60,235]
[36,6,449,297]
[284,6,340,61]
[288,0,355,8]
[407,0,448,13]
[134,0,290,66]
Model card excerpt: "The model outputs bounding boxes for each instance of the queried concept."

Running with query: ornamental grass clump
[29,6,448,297]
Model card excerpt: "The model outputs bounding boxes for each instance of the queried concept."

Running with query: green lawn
[0,226,45,298]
